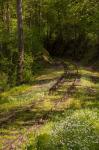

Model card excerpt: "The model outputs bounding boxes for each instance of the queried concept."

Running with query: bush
[23,53,33,83]
[0,72,8,91]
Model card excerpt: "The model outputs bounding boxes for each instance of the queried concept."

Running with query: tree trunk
[16,0,24,84]
[6,1,10,32]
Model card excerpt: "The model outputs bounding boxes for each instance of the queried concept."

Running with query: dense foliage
[0,1,99,149]
[0,0,99,86]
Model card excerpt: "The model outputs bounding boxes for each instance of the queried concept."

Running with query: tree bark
[6,1,10,32]
[16,0,24,84]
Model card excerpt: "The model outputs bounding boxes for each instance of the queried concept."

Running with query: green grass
[25,66,99,150]
[0,64,64,149]
[0,62,99,149]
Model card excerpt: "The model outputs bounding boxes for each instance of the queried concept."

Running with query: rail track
[1,60,81,150]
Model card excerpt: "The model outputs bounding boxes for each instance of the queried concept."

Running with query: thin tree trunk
[6,1,10,32]
[16,0,24,84]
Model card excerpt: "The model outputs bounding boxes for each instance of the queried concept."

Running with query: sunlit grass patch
[69,98,83,109]
[35,66,64,81]
[80,77,94,87]
[0,64,64,114]
[0,127,25,149]
[17,66,99,149]
[42,100,53,111]
[0,62,99,149]
[80,68,92,75]
[0,85,31,97]
[35,109,99,150]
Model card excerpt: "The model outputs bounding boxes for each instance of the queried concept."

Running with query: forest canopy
[0,0,99,87]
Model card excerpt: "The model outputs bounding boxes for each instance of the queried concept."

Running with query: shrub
[23,53,33,83]
[0,72,8,90]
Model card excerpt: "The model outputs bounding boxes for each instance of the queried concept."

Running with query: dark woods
[0,0,99,87]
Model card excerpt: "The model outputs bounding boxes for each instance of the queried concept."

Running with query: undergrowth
[0,62,99,150]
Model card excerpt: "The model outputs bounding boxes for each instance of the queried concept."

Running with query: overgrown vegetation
[0,62,99,149]
[0,0,99,87]
[0,0,99,149]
